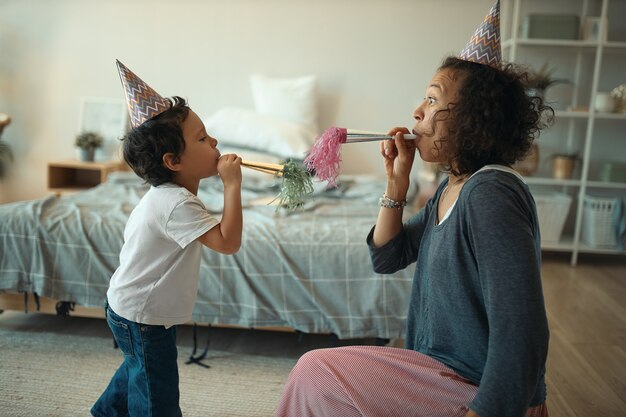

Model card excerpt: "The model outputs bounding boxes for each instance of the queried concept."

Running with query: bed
[0,170,416,340]
[1,72,421,339]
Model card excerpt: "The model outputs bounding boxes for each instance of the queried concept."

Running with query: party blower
[304,128,417,186]
[240,159,313,210]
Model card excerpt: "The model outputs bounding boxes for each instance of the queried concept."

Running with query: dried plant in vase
[75,131,103,162]
[611,83,626,113]
[523,63,572,98]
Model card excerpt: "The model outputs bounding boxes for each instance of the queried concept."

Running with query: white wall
[0,0,495,203]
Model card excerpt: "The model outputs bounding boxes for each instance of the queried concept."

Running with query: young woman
[274,56,553,417]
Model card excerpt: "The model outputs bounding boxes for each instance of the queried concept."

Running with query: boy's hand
[199,153,243,254]
[217,154,242,187]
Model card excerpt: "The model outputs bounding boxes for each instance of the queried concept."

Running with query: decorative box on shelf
[48,159,126,195]
[600,162,626,183]
[521,14,580,40]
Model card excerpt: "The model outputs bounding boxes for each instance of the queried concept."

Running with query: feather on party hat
[116,60,171,128]
[458,0,501,67]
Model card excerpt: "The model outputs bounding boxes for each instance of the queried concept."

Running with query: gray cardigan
[368,169,549,417]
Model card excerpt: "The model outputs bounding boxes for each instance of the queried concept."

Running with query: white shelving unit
[502,0,626,265]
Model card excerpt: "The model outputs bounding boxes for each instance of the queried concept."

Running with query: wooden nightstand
[48,160,127,195]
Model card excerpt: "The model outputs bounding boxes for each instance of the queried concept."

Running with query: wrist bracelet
[379,194,407,209]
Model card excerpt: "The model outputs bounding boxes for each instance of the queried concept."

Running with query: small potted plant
[524,62,572,99]
[75,131,103,162]
[611,83,626,113]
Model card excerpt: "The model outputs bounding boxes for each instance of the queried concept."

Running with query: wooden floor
[0,252,624,416]
[540,253,626,417]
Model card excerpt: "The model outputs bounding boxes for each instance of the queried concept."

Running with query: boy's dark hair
[122,96,190,186]
[431,56,554,177]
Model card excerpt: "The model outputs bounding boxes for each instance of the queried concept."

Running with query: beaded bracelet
[379,194,407,209]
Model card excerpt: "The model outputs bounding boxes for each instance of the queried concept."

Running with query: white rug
[0,327,297,417]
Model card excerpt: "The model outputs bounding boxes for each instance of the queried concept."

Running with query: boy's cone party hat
[458,0,501,67]
[115,60,314,211]
[116,60,170,128]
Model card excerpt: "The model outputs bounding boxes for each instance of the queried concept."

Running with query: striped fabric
[275,346,548,417]
[116,60,170,128]
[458,0,501,68]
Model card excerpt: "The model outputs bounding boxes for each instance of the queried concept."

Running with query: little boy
[91,61,242,417]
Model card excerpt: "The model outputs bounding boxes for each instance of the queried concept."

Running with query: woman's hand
[372,127,416,247]
[381,127,417,199]
[217,154,242,187]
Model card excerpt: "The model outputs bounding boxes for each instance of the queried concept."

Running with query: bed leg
[185,323,211,368]
[375,338,390,346]
[19,292,42,314]
[33,292,41,311]
[55,301,76,316]
[295,330,305,344]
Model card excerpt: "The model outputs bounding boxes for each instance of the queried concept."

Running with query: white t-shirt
[107,183,219,327]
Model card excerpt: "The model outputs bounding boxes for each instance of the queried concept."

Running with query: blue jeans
[91,302,182,417]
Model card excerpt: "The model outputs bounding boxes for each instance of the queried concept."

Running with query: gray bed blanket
[0,172,415,339]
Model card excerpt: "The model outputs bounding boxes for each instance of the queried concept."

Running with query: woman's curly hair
[432,56,554,177]
[122,96,190,186]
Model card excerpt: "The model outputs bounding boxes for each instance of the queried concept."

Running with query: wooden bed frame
[0,291,399,349]
[0,291,294,333]
[0,292,105,318]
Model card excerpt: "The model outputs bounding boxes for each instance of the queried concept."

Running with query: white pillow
[204,107,316,160]
[250,74,319,134]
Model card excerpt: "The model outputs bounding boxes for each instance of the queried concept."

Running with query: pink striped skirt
[275,346,548,417]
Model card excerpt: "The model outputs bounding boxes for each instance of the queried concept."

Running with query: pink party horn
[304,127,416,186]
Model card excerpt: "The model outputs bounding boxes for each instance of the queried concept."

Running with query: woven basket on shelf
[581,195,618,248]
[534,193,572,243]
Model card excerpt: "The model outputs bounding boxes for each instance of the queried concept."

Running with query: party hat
[116,60,170,128]
[458,0,501,67]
